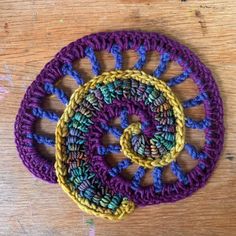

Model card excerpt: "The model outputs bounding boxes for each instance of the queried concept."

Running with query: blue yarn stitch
[97,144,121,155]
[120,109,129,129]
[100,123,122,139]
[61,63,84,85]
[131,166,146,191]
[85,47,101,76]
[134,45,147,70]
[198,162,206,170]
[153,53,170,78]
[110,44,122,70]
[185,117,211,129]
[44,83,69,105]
[153,167,163,193]
[32,107,59,122]
[171,162,188,185]
[167,69,191,87]
[108,159,132,177]
[183,92,208,109]
[185,143,207,160]
[26,133,55,146]
[141,121,150,131]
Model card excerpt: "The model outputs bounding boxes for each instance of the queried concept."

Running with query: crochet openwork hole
[34,118,55,161]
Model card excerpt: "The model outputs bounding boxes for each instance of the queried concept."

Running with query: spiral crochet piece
[15,31,224,220]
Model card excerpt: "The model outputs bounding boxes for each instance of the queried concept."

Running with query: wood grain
[0,0,236,235]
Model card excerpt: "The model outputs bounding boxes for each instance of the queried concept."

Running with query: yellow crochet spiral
[119,72,185,168]
[55,70,185,220]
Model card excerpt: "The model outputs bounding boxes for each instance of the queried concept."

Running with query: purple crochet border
[15,31,224,190]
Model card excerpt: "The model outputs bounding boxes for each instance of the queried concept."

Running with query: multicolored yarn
[15,31,224,220]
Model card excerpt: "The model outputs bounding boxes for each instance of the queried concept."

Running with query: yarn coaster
[15,31,224,220]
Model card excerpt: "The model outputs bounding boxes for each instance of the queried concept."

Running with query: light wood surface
[0,0,236,235]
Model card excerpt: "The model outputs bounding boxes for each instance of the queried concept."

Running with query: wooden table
[0,0,235,235]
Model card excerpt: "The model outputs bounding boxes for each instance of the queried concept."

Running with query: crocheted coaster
[15,31,224,220]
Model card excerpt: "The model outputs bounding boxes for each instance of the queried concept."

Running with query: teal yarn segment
[68,158,123,211]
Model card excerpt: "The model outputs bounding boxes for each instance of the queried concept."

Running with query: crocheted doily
[15,31,224,220]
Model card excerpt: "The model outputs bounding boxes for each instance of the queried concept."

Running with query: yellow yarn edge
[55,69,185,220]
[119,73,185,168]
